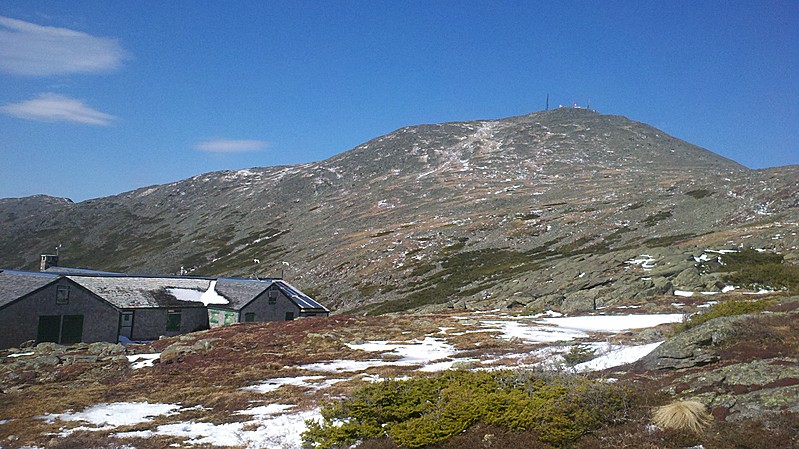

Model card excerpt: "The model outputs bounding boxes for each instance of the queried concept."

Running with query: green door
[37,315,61,343]
[61,315,84,344]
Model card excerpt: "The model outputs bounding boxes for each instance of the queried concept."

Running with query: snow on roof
[167,280,229,306]
[68,276,212,308]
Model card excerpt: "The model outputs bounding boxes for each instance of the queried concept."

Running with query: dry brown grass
[652,400,712,433]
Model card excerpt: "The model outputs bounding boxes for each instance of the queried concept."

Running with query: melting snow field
[40,402,182,432]
[35,312,683,448]
[115,408,320,449]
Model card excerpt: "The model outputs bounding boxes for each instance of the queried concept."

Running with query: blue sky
[1,1,797,202]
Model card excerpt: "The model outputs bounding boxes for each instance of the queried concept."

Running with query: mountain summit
[1,109,796,313]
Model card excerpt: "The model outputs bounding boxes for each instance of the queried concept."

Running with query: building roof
[275,280,329,312]
[214,278,272,309]
[0,268,328,313]
[67,275,211,309]
[212,278,329,312]
[0,270,60,309]
[44,266,123,275]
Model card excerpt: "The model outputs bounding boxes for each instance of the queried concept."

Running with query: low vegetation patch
[675,298,774,333]
[368,247,547,314]
[684,189,714,199]
[562,345,597,367]
[725,263,799,292]
[643,233,696,248]
[302,370,633,448]
[701,248,799,292]
[642,210,673,227]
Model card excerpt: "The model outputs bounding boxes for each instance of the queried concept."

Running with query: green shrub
[561,345,597,367]
[699,248,798,293]
[642,210,673,227]
[303,370,633,448]
[675,298,773,333]
[368,247,546,315]
[719,248,783,269]
[725,263,799,292]
[685,189,714,199]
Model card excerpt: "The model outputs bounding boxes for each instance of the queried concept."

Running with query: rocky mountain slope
[1,108,797,314]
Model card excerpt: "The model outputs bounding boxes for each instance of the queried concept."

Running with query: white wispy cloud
[195,139,269,153]
[1,93,117,126]
[0,15,126,76]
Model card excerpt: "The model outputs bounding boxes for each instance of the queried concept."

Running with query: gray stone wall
[0,279,119,349]
[128,307,209,341]
[241,286,300,322]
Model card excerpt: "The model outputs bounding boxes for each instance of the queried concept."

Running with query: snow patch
[127,353,160,369]
[574,342,663,372]
[41,402,181,430]
[115,408,321,449]
[167,280,228,306]
[538,314,684,332]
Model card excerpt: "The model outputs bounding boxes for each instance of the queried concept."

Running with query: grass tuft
[652,400,712,433]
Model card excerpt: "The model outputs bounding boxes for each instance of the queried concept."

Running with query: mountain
[1,108,797,314]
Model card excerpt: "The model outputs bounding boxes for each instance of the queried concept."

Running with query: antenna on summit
[545,93,549,111]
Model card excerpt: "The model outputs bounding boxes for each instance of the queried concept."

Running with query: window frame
[166,309,182,331]
[56,285,70,305]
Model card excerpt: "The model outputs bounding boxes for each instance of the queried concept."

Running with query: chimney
[40,254,59,271]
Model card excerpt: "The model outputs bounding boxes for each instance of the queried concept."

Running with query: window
[244,312,255,322]
[285,311,294,321]
[268,290,278,305]
[223,311,236,325]
[166,310,182,331]
[56,285,70,305]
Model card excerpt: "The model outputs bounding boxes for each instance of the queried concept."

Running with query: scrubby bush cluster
[302,370,633,448]
[725,263,799,292]
[675,298,773,333]
[704,248,799,292]
[561,345,597,367]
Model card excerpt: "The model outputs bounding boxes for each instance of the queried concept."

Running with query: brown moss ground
[3,302,797,448]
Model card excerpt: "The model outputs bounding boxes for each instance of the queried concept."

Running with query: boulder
[33,342,65,355]
[674,358,799,420]
[159,344,190,364]
[673,267,703,290]
[160,338,219,364]
[31,355,61,368]
[87,342,126,356]
[638,314,751,370]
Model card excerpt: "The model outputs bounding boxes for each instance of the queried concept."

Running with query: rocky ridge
[0,108,797,314]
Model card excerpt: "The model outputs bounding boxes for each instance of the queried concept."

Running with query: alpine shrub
[302,370,633,448]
